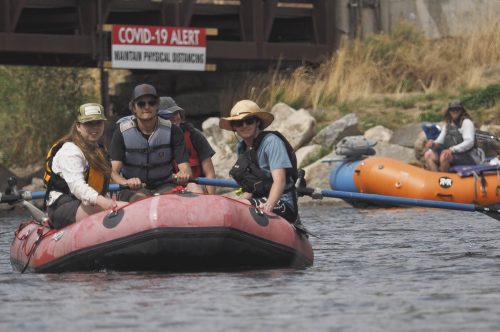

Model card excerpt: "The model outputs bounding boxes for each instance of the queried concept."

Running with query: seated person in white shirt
[424,100,483,172]
[44,103,127,229]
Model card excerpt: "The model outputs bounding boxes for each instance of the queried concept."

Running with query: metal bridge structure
[0,0,343,67]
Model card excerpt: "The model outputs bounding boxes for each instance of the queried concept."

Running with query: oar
[0,183,126,204]
[193,177,500,221]
[476,130,500,142]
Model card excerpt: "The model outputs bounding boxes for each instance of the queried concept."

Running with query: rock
[364,125,393,143]
[311,113,360,148]
[202,117,235,149]
[268,103,316,150]
[296,144,323,168]
[389,123,423,148]
[374,141,420,165]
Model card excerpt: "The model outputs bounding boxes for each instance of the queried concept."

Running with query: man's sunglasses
[135,99,158,108]
[231,117,257,127]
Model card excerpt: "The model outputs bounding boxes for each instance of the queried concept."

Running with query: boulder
[374,141,420,165]
[268,103,316,150]
[364,125,393,143]
[311,113,360,148]
[389,123,423,148]
[296,144,323,168]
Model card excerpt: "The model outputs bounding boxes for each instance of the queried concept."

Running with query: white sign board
[111,24,207,71]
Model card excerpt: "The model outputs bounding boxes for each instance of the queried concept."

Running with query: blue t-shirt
[237,134,295,207]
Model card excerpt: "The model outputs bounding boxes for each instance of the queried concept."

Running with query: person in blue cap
[159,96,217,194]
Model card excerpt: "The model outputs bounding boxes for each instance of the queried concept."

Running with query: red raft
[10,192,313,273]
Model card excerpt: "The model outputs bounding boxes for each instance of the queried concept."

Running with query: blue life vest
[119,116,173,188]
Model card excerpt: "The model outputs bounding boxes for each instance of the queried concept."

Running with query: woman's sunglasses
[449,107,463,113]
[135,99,158,108]
[231,117,257,128]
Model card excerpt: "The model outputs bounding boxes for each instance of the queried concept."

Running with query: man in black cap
[109,83,192,201]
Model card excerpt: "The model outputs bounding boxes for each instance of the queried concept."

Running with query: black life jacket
[229,131,298,197]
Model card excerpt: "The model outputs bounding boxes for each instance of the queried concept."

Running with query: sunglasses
[135,99,158,108]
[449,107,462,113]
[231,117,257,128]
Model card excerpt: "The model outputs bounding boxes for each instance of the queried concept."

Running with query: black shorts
[249,197,297,223]
[451,152,476,166]
[47,194,81,229]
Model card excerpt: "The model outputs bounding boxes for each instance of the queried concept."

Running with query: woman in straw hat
[44,103,127,229]
[219,100,299,223]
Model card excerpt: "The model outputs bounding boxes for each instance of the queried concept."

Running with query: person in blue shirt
[219,100,299,223]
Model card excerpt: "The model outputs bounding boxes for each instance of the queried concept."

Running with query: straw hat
[219,100,274,131]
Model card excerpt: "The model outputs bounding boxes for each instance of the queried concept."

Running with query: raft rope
[15,222,54,273]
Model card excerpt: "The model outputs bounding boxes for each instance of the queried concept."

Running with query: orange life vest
[43,141,108,195]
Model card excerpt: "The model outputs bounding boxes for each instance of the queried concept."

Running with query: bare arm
[111,160,142,190]
[200,158,216,194]
[263,168,287,212]
[175,162,192,185]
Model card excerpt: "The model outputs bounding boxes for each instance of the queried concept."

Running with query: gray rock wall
[336,0,500,39]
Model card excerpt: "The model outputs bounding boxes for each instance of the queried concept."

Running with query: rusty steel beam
[11,0,27,32]
[264,0,279,42]
[0,0,338,66]
[0,33,91,53]
[0,0,8,32]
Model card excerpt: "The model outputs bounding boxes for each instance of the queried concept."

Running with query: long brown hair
[56,122,111,176]
[443,107,471,125]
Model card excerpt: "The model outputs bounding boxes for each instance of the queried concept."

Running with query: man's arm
[111,160,143,190]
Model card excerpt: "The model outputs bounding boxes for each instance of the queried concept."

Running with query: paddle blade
[475,204,500,221]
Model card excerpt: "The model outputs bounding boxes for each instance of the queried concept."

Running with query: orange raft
[330,156,500,205]
[10,192,313,273]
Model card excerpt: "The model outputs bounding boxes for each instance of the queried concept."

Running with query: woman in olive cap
[44,103,127,229]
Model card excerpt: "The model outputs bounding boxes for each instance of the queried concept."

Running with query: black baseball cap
[131,84,158,101]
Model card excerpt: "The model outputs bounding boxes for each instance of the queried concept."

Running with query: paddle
[193,177,500,221]
[0,183,127,204]
[476,130,500,142]
[6,176,499,221]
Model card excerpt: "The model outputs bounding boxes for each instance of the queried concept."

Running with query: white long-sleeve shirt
[434,118,475,153]
[47,142,100,207]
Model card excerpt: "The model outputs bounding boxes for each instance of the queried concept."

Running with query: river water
[1,204,500,332]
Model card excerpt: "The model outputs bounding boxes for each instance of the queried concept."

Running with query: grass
[226,20,500,133]
[0,66,97,167]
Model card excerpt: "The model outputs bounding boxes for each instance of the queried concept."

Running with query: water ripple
[2,207,500,331]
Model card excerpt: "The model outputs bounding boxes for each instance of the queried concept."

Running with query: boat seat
[449,164,500,177]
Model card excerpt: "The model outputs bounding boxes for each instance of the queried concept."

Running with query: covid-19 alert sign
[111,24,207,71]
